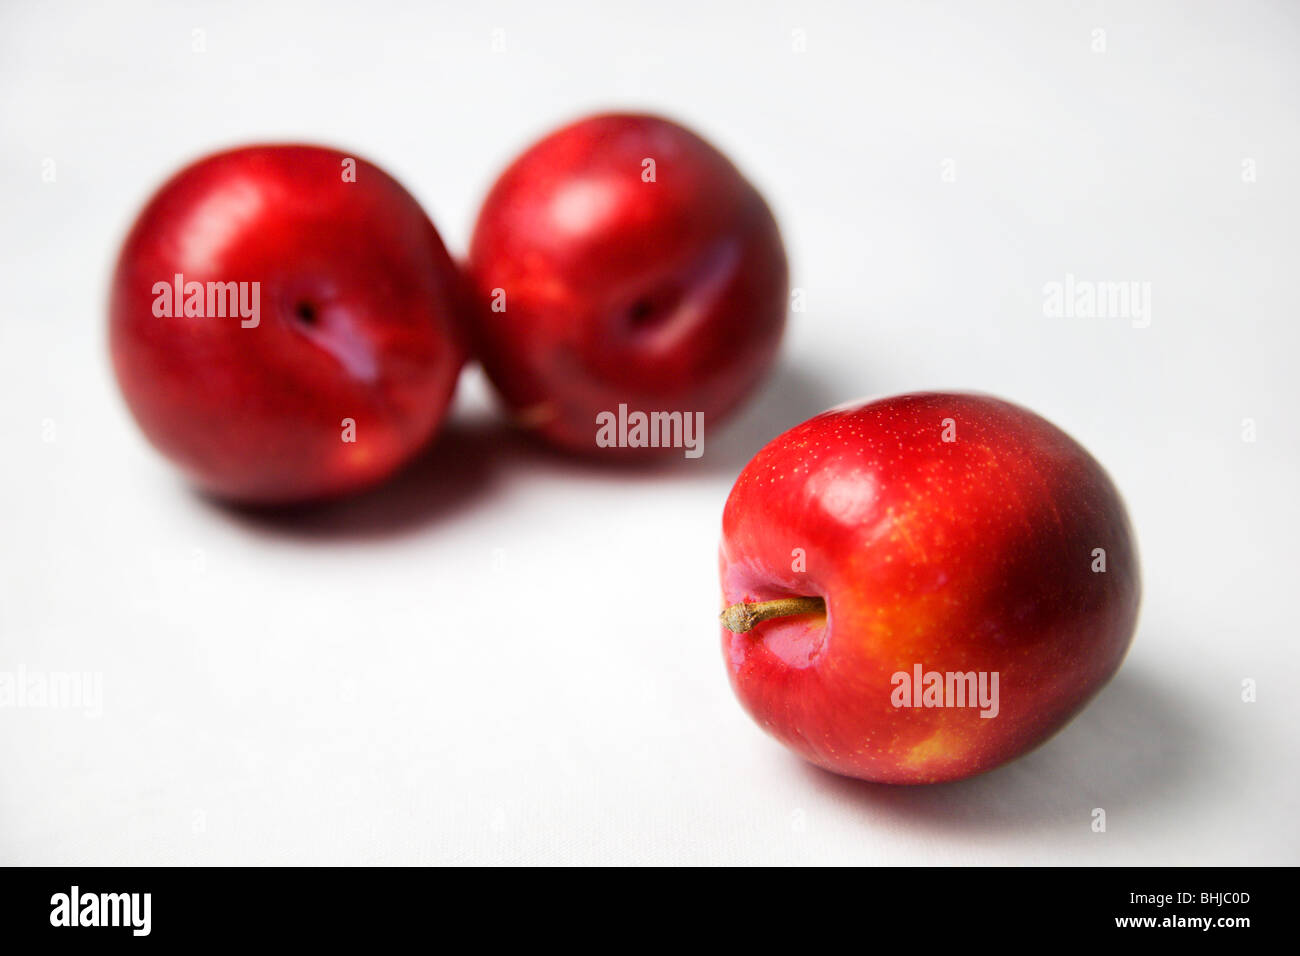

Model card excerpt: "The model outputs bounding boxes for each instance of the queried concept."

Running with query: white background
[2,0,1297,865]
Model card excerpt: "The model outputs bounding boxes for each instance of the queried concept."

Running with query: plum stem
[719,596,826,634]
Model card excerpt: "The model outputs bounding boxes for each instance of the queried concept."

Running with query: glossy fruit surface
[110,144,464,503]
[467,113,788,454]
[718,392,1140,783]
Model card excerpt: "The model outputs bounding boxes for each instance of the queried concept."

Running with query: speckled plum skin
[466,113,788,454]
[110,145,465,504]
[719,392,1140,784]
